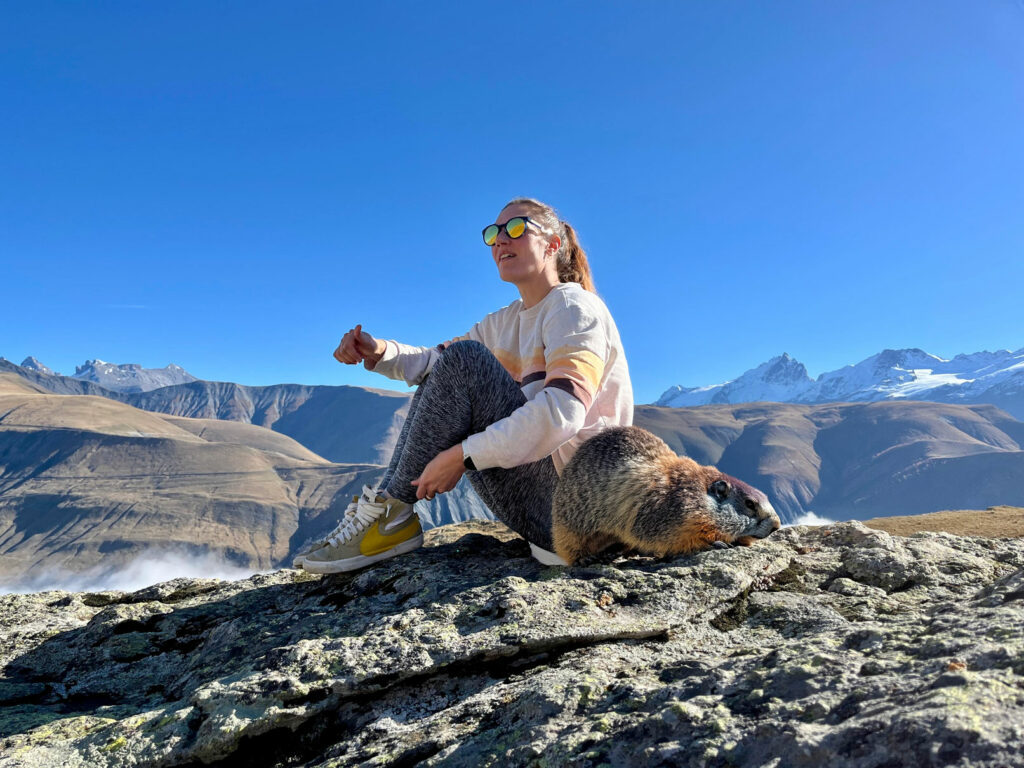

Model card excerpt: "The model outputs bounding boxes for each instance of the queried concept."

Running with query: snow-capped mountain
[657,353,814,407]
[72,360,198,393]
[19,357,55,376]
[657,347,1024,419]
[804,348,952,403]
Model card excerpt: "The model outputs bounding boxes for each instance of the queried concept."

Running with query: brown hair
[504,197,595,292]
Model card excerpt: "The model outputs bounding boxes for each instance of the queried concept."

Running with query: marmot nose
[746,498,780,527]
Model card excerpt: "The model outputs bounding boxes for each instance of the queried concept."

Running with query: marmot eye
[709,480,730,501]
[745,498,760,514]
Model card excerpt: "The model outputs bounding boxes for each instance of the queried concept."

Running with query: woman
[296,197,633,573]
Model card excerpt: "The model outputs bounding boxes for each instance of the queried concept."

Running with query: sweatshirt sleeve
[367,340,441,387]
[461,297,608,470]
[367,313,492,387]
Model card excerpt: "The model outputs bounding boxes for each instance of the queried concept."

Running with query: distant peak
[71,359,199,392]
[750,354,811,383]
[655,342,1024,411]
[20,357,56,376]
[75,359,108,375]
[872,348,946,369]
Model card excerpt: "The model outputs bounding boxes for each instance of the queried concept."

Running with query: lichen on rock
[0,520,1022,767]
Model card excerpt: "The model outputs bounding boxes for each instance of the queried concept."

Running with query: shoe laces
[321,496,360,541]
[326,485,387,547]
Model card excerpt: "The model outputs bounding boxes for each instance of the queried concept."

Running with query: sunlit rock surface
[1,521,1022,767]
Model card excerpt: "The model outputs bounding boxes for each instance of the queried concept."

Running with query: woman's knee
[434,339,495,377]
[444,338,489,359]
[424,339,521,414]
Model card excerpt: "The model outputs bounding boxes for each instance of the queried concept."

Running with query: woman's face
[490,203,560,287]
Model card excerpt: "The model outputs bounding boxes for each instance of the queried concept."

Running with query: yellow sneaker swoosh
[360,520,418,556]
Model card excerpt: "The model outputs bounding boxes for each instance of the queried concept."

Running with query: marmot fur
[552,426,781,565]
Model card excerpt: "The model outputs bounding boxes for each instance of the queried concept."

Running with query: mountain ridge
[72,359,198,393]
[657,346,1024,419]
[0,358,412,466]
[4,356,1024,528]
[12,357,199,393]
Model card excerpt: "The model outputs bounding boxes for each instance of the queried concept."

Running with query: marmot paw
[576,543,632,566]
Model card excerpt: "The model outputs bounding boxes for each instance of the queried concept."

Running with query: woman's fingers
[410,478,432,500]
[410,478,450,500]
[333,340,353,364]
[354,326,379,357]
[333,326,366,364]
[330,322,383,368]
[333,336,355,363]
[411,447,465,500]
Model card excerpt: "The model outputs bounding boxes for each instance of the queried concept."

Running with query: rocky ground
[1,520,1022,767]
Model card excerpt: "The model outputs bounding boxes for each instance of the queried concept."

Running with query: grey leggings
[379,340,559,550]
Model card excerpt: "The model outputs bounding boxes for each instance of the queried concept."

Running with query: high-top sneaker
[300,485,423,574]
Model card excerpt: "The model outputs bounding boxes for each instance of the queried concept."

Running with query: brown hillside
[862,506,1024,538]
[0,373,49,396]
[0,385,384,581]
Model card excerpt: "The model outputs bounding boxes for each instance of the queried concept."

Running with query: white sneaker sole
[300,534,425,574]
[530,542,569,566]
[292,549,322,569]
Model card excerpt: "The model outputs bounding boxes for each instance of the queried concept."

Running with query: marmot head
[704,471,781,544]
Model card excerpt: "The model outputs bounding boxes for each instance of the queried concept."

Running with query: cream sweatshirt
[369,282,633,474]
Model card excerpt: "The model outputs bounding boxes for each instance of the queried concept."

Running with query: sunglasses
[482,216,548,246]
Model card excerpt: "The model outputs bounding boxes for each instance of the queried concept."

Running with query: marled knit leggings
[379,340,559,550]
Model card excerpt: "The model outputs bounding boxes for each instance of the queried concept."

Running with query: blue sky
[3,1,1023,404]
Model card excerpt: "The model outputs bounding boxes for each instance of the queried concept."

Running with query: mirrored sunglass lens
[483,225,499,245]
[506,218,526,238]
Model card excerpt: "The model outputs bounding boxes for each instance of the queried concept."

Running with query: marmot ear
[709,479,730,502]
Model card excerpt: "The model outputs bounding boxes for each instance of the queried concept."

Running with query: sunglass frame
[482,216,547,246]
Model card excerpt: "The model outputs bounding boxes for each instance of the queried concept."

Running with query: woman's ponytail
[556,221,595,293]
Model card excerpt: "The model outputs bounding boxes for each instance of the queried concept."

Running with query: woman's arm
[350,306,511,387]
[462,298,609,470]
[333,324,440,385]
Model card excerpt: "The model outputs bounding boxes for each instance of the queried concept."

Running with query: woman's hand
[411,445,466,501]
[333,324,386,369]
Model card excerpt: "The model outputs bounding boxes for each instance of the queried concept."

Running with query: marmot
[552,426,781,565]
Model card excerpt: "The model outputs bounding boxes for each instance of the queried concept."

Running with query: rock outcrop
[1,521,1022,767]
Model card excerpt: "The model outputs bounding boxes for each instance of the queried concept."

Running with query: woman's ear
[547,236,561,257]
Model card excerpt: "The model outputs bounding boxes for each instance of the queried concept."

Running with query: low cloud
[785,511,835,527]
[0,549,261,595]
